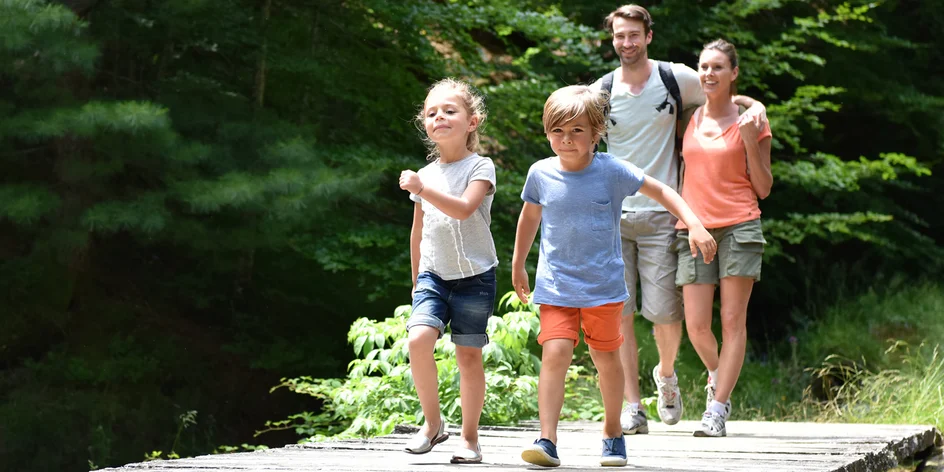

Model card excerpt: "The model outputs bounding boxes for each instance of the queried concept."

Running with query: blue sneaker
[600,435,627,466]
[521,438,561,467]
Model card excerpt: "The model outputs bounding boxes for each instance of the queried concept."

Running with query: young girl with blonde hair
[398,78,498,464]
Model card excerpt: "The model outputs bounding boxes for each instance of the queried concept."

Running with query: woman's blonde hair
[542,85,609,141]
[414,78,487,161]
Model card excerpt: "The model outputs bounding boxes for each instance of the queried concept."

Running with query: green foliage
[2,0,944,469]
[808,343,944,430]
[264,292,610,440]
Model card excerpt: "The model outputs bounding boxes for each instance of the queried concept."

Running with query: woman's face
[698,48,738,97]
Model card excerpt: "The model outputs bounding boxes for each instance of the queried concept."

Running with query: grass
[586,279,944,429]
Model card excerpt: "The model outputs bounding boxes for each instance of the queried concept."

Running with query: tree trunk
[253,0,273,111]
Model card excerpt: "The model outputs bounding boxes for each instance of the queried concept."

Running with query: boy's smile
[547,113,597,172]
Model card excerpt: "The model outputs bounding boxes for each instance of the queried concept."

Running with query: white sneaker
[652,365,682,425]
[619,404,649,435]
[705,375,732,420]
[694,410,726,437]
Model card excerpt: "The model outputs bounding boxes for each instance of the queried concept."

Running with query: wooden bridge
[102,420,940,471]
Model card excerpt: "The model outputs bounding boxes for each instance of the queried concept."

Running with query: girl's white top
[410,154,499,280]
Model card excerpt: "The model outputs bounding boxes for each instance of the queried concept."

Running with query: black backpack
[600,61,685,181]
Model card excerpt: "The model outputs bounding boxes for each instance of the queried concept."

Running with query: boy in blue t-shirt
[512,85,716,468]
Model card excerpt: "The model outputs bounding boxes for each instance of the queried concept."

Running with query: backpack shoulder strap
[601,71,615,126]
[657,61,685,185]
[656,61,682,118]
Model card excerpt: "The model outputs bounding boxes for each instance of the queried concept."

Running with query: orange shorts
[537,302,625,352]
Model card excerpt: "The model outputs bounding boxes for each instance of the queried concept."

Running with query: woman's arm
[732,95,767,130]
[512,202,542,304]
[739,122,773,199]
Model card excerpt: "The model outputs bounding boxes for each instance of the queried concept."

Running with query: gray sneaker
[619,404,649,435]
[694,410,726,437]
[652,365,683,425]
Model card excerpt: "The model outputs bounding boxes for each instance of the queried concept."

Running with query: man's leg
[618,313,640,404]
[618,213,641,405]
[618,214,648,434]
[637,211,685,425]
[653,321,682,377]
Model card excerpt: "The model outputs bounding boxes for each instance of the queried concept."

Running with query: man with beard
[593,4,766,435]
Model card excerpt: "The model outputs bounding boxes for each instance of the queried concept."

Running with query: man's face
[611,17,652,67]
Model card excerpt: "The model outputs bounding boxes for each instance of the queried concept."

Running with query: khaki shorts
[620,211,683,324]
[673,219,767,286]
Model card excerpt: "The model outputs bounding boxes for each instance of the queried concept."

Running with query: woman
[673,39,773,438]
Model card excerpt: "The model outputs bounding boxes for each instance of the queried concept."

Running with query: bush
[264,292,607,441]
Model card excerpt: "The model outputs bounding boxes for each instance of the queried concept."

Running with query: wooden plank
[101,421,938,472]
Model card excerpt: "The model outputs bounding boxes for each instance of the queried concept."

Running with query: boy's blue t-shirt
[521,152,646,308]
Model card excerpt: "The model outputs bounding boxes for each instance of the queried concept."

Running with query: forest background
[1,0,943,471]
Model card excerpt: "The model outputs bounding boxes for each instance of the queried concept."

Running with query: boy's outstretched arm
[512,202,542,304]
[637,176,717,264]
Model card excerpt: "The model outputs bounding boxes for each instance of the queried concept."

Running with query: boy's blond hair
[542,85,609,141]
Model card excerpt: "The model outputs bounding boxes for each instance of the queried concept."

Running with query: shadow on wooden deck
[102,420,940,472]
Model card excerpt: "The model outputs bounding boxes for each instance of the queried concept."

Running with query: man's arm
[732,95,768,130]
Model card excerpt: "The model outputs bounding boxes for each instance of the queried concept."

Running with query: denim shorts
[408,267,496,348]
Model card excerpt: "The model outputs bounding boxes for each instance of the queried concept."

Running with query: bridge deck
[104,420,938,472]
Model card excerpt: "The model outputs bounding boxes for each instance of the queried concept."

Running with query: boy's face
[546,112,596,163]
[611,17,651,67]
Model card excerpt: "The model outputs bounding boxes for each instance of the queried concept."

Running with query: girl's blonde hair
[542,85,609,142]
[414,78,487,161]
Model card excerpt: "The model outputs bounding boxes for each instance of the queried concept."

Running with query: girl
[398,78,498,464]
[674,39,773,438]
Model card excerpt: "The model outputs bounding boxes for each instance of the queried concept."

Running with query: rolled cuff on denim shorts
[450,333,489,348]
[406,312,446,336]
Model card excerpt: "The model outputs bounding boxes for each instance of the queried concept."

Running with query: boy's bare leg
[590,347,625,438]
[538,338,575,444]
[408,326,443,437]
[455,345,485,450]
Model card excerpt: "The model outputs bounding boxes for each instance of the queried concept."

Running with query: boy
[512,85,716,467]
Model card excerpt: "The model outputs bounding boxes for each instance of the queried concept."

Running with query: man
[593,4,766,434]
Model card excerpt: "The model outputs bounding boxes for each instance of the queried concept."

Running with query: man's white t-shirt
[593,60,705,212]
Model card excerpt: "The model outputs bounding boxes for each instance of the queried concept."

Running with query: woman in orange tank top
[673,39,773,438]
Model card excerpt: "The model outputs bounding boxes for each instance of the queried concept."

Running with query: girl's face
[698,48,738,97]
[423,88,477,146]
